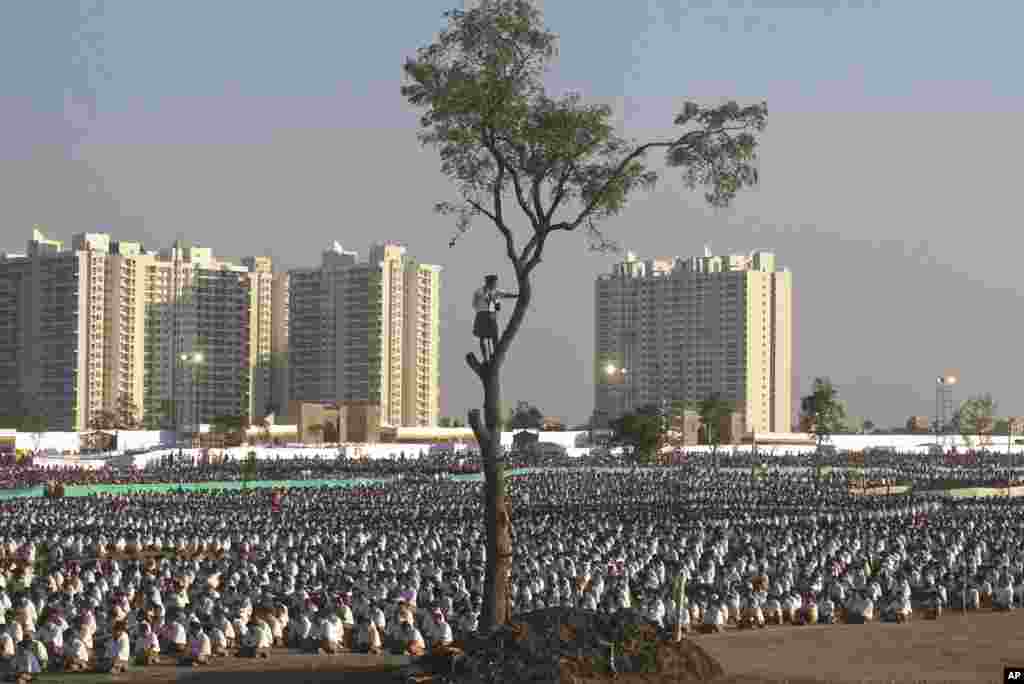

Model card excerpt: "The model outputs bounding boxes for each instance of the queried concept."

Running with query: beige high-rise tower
[0,229,291,431]
[594,249,792,435]
[288,242,441,427]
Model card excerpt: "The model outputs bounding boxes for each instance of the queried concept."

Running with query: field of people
[0,451,1019,682]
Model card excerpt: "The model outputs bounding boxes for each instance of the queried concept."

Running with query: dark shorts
[473,311,498,339]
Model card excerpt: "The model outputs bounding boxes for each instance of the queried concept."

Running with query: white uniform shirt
[105,632,131,662]
[67,636,89,662]
[189,632,212,658]
[472,287,515,313]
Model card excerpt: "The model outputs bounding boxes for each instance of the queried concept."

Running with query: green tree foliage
[241,450,258,487]
[958,393,997,447]
[403,0,767,630]
[800,377,847,450]
[697,393,734,448]
[611,412,663,464]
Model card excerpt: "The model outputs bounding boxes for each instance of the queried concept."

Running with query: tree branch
[491,133,539,227]
[466,352,486,381]
[567,129,709,231]
[544,162,576,225]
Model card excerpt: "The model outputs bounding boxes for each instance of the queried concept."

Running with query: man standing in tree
[472,275,517,364]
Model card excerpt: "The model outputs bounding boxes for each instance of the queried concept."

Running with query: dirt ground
[697,608,1022,683]
[33,609,1023,683]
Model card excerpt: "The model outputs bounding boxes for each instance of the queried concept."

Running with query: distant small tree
[510,401,544,430]
[241,450,258,487]
[439,416,453,428]
[863,419,876,434]
[801,378,846,450]
[611,412,662,464]
[697,393,735,469]
[959,394,997,447]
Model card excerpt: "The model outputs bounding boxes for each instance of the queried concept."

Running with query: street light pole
[179,352,204,449]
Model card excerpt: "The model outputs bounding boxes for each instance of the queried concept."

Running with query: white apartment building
[594,248,792,435]
[288,242,441,427]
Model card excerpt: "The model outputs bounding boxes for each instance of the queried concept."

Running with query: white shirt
[189,632,212,658]
[67,636,89,662]
[321,616,343,642]
[136,631,160,654]
[428,620,453,645]
[105,632,131,662]
[472,286,515,313]
[166,621,188,646]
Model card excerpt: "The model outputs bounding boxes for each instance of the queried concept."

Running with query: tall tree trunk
[467,276,532,633]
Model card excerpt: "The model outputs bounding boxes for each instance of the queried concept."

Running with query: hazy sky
[3,1,1023,428]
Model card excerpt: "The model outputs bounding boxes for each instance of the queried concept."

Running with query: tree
[241,450,258,488]
[610,412,662,464]
[863,419,876,434]
[844,415,864,434]
[800,377,847,452]
[695,393,734,470]
[439,416,453,428]
[958,394,997,447]
[404,0,767,630]
[510,401,544,429]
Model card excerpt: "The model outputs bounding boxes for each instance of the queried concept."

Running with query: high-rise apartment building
[594,249,792,435]
[288,242,441,427]
[0,228,290,431]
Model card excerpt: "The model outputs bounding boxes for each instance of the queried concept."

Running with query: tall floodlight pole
[935,373,957,450]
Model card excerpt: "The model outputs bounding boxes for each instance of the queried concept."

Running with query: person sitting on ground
[893,592,912,623]
[994,576,1014,611]
[288,606,313,650]
[96,621,130,673]
[7,638,41,683]
[209,621,229,657]
[390,619,425,657]
[134,622,161,665]
[180,621,211,667]
[762,597,781,626]
[317,608,343,654]
[845,592,872,625]
[700,597,726,634]
[354,613,383,655]
[160,611,188,656]
[0,626,15,667]
[62,627,90,673]
[818,596,835,625]
[238,617,271,659]
[24,632,47,674]
[426,608,455,653]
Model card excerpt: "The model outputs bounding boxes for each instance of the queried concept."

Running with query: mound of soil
[449,608,723,683]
